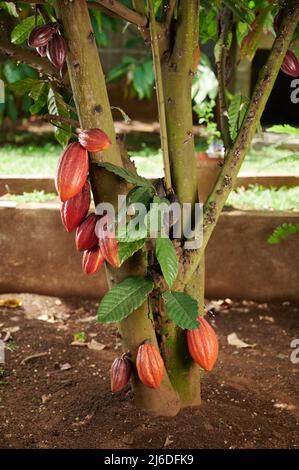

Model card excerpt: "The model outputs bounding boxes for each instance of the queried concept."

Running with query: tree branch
[148,0,172,190]
[165,0,177,29]
[179,0,299,288]
[0,39,60,80]
[39,114,80,128]
[88,0,148,28]
[215,5,232,149]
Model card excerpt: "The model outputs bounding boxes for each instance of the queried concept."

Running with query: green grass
[226,185,299,211]
[0,138,299,177]
[4,190,57,203]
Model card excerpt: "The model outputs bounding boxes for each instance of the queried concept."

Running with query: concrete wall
[0,202,298,302]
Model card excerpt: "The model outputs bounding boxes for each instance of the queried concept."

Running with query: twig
[148,0,172,191]
[21,352,48,365]
[88,0,148,28]
[178,0,299,287]
[41,114,80,128]
[165,0,177,29]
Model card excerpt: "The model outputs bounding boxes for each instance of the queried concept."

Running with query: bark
[55,0,180,417]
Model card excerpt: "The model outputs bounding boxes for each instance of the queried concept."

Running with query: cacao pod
[55,142,89,202]
[110,353,132,393]
[274,11,282,34]
[75,213,99,251]
[46,33,67,69]
[36,44,47,57]
[187,317,219,372]
[82,246,104,275]
[78,128,112,153]
[28,23,58,48]
[281,50,299,78]
[96,215,120,268]
[136,342,164,389]
[60,181,91,233]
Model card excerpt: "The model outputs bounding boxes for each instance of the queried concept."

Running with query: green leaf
[11,16,42,45]
[267,223,299,245]
[47,88,71,146]
[163,291,199,330]
[118,239,146,264]
[97,162,154,189]
[0,2,18,17]
[228,94,249,141]
[267,125,299,136]
[29,82,49,114]
[97,277,154,323]
[8,78,40,97]
[155,237,178,288]
[127,185,155,208]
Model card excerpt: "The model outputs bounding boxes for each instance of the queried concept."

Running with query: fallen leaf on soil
[163,435,174,447]
[274,403,296,411]
[60,363,72,371]
[259,315,275,323]
[3,326,20,334]
[38,313,57,323]
[71,341,88,347]
[227,333,256,349]
[41,394,52,404]
[0,298,22,308]
[87,339,106,351]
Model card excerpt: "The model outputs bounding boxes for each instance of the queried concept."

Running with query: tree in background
[0,0,298,416]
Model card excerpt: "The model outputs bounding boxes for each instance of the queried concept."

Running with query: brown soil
[0,293,298,449]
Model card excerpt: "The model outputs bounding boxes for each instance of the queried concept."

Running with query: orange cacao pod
[82,246,104,275]
[75,213,99,252]
[281,50,299,78]
[187,317,219,372]
[97,215,120,268]
[60,181,91,233]
[78,128,112,153]
[55,142,89,202]
[110,354,132,393]
[136,342,164,389]
[28,23,58,48]
[46,33,67,69]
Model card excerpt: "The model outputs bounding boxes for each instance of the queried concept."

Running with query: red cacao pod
[136,342,164,389]
[55,142,89,202]
[187,317,219,372]
[274,11,282,34]
[96,215,120,268]
[28,23,58,48]
[78,128,112,153]
[75,213,99,251]
[60,181,91,233]
[82,246,104,275]
[110,354,132,393]
[46,33,67,69]
[281,50,299,78]
[36,44,47,57]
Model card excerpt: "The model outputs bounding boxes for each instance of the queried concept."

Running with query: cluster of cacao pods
[110,341,164,394]
[274,12,299,78]
[55,128,120,274]
[187,316,219,372]
[28,22,67,72]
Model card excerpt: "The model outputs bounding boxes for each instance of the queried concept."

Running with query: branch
[165,0,177,29]
[0,39,60,80]
[39,114,80,128]
[148,0,172,190]
[215,5,232,149]
[179,0,299,287]
[88,0,147,28]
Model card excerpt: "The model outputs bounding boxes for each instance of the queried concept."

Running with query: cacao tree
[1,0,299,417]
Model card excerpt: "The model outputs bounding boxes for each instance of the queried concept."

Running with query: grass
[1,138,299,177]
[226,185,299,211]
[4,190,57,203]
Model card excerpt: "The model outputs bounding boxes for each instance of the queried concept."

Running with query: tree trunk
[55,0,181,417]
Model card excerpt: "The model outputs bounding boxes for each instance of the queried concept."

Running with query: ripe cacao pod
[187,317,219,372]
[281,50,299,78]
[46,33,67,69]
[274,11,282,34]
[110,353,132,393]
[82,246,104,275]
[136,342,164,389]
[75,213,99,251]
[55,142,89,202]
[78,128,112,153]
[60,181,91,233]
[97,215,120,268]
[36,44,47,57]
[28,23,58,48]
